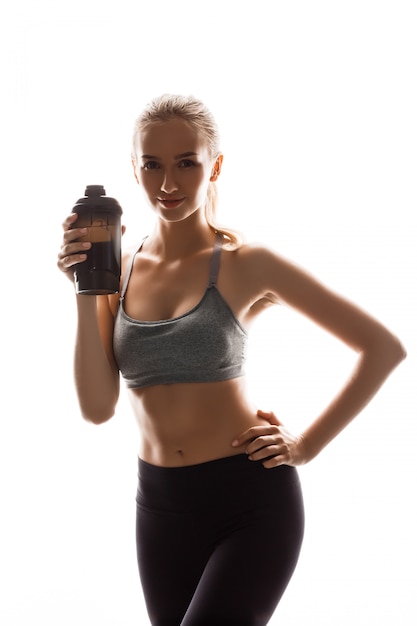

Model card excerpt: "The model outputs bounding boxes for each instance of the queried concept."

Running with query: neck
[146,212,215,260]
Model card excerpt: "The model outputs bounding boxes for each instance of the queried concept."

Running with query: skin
[58,118,406,468]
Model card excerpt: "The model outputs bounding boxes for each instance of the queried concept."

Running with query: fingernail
[231,440,238,447]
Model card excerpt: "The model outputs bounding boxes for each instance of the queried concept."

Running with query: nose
[160,169,179,194]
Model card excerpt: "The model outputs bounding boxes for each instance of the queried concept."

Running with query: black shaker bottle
[71,185,123,295]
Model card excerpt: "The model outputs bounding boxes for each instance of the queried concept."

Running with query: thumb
[257,409,282,426]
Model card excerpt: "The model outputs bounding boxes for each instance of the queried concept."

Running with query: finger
[247,444,282,462]
[58,251,88,271]
[256,409,282,426]
[248,441,293,468]
[231,425,279,448]
[61,239,91,256]
[62,213,79,230]
[245,434,283,456]
[63,226,89,244]
[57,253,86,272]
[261,456,287,469]
[231,427,256,447]
[58,242,91,271]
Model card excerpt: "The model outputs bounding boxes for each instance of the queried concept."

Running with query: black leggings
[136,454,304,625]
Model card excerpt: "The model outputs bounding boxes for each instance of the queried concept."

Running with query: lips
[158,197,185,209]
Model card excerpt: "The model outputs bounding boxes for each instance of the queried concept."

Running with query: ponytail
[205,182,243,250]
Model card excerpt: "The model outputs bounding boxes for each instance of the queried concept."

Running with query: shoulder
[223,239,347,318]
[224,241,311,299]
[226,240,297,270]
[216,240,315,322]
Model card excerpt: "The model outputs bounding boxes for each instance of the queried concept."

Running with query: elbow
[83,413,114,426]
[387,334,407,367]
[80,403,117,425]
[366,332,407,372]
[75,378,119,425]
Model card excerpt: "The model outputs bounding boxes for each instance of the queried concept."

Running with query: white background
[1,1,416,624]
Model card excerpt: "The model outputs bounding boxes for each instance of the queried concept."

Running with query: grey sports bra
[113,234,248,389]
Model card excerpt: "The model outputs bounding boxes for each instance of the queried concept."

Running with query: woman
[57,94,406,625]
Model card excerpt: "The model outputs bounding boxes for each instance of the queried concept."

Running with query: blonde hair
[131,94,242,249]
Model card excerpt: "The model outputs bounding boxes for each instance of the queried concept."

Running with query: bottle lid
[72,185,122,215]
[85,185,106,197]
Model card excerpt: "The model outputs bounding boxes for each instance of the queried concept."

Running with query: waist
[128,378,261,466]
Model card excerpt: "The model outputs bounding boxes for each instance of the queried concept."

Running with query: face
[132,118,222,223]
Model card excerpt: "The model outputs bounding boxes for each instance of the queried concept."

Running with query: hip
[136,453,303,518]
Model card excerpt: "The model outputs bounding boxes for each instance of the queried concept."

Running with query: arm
[73,294,120,424]
[232,246,406,466]
[58,213,120,424]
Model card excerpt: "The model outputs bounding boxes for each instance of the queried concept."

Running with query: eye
[178,159,196,168]
[142,161,160,170]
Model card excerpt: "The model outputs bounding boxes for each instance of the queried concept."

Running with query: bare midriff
[127,377,264,467]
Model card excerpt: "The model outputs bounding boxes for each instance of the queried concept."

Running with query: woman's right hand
[57,213,92,283]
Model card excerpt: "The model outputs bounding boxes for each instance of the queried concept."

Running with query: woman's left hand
[232,409,310,468]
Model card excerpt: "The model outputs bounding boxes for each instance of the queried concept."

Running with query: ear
[132,159,140,185]
[210,154,224,182]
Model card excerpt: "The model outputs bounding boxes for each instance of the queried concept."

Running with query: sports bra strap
[119,237,147,300]
[208,233,223,287]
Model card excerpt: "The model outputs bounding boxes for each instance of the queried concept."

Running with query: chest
[122,251,211,321]
[121,247,258,326]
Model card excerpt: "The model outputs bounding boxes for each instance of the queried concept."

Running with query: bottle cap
[84,185,106,197]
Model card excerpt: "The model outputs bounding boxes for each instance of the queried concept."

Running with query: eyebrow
[140,151,199,160]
